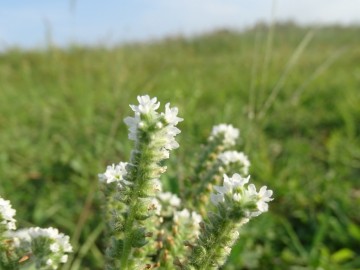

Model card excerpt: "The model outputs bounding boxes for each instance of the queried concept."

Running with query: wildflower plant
[100,95,274,269]
[0,198,72,269]
[1,94,273,270]
[99,95,183,269]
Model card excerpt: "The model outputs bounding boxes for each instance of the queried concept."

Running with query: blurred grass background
[0,23,360,269]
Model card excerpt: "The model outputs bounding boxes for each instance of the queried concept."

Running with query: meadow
[0,23,359,269]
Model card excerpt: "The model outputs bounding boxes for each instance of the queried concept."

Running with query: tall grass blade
[248,26,262,120]
[257,0,277,115]
[258,29,315,119]
[291,46,347,105]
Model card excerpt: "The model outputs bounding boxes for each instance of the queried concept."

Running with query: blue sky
[0,0,359,49]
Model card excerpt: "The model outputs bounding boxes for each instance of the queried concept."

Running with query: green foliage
[0,23,360,269]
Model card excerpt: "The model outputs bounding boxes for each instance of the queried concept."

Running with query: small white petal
[210,193,224,205]
[233,193,242,201]
[60,255,68,263]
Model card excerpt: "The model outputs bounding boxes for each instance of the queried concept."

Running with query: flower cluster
[186,174,273,269]
[187,125,248,217]
[10,227,72,269]
[153,207,203,268]
[158,192,181,208]
[0,196,72,270]
[173,209,202,239]
[189,124,241,203]
[98,162,129,187]
[209,124,240,147]
[4,95,274,270]
[211,173,273,214]
[0,197,16,231]
[157,191,182,217]
[124,95,183,160]
[218,151,250,175]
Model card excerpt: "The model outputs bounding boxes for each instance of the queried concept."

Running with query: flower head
[213,174,250,195]
[130,95,160,115]
[0,197,16,230]
[26,227,73,253]
[9,227,72,269]
[174,209,202,238]
[218,151,250,175]
[209,124,239,147]
[98,162,130,187]
[157,192,181,208]
[211,174,273,218]
[124,95,182,156]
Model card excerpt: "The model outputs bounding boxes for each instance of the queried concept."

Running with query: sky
[0,0,359,49]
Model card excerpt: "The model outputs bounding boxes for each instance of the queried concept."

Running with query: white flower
[245,184,257,196]
[124,96,182,156]
[130,95,160,115]
[213,174,249,195]
[46,258,53,266]
[124,114,140,141]
[245,184,273,213]
[232,193,242,202]
[191,211,202,225]
[98,162,130,187]
[173,209,202,237]
[6,229,31,247]
[157,192,181,207]
[60,254,68,263]
[218,151,250,175]
[149,198,162,215]
[162,125,181,150]
[10,227,72,268]
[50,242,60,252]
[256,186,273,212]
[211,174,273,218]
[174,209,202,225]
[210,193,225,206]
[26,227,73,253]
[152,178,162,193]
[0,197,16,230]
[173,209,190,222]
[162,103,183,125]
[209,124,239,146]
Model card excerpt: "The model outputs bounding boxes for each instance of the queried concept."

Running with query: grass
[1,22,360,269]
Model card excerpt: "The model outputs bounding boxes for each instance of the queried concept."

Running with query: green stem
[201,223,233,270]
[119,139,153,269]
[120,200,136,269]
[187,213,240,270]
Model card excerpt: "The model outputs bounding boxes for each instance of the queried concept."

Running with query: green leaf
[331,248,355,263]
[348,222,360,241]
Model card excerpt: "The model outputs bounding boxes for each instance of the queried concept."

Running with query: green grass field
[1,23,360,269]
